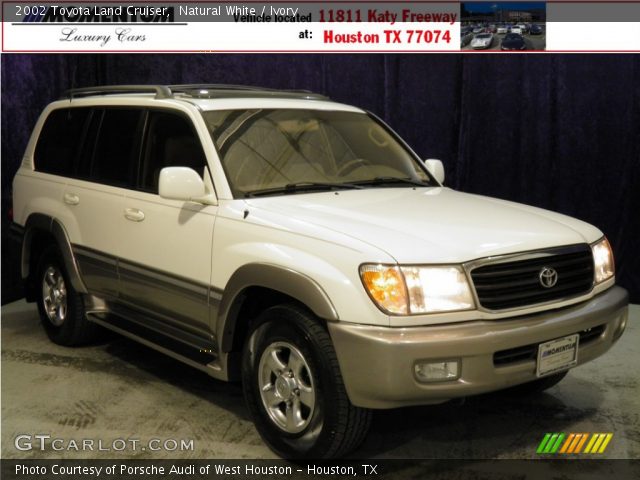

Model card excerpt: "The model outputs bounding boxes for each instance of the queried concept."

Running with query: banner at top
[3,2,640,52]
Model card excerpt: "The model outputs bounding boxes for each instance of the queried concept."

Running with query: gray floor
[1,300,638,459]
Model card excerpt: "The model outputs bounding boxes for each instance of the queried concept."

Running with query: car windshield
[201,109,434,197]
[476,34,491,39]
[505,34,521,40]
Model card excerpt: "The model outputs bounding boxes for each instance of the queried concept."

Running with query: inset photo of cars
[461,2,546,51]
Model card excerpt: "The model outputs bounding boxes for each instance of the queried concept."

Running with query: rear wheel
[242,304,371,458]
[36,246,101,346]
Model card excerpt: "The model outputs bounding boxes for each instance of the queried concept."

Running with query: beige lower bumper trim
[329,286,629,409]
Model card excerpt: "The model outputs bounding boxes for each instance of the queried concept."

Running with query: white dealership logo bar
[2,2,640,52]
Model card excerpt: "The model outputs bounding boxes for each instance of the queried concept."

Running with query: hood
[245,187,602,264]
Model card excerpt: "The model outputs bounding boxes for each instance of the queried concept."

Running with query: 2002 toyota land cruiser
[10,85,629,458]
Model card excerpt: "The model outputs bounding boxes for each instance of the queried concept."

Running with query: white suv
[10,85,629,458]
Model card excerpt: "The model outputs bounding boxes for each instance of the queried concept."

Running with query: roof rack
[170,83,280,92]
[62,84,328,101]
[63,85,172,100]
[168,84,320,95]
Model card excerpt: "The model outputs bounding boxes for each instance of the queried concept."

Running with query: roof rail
[63,85,172,100]
[169,84,276,92]
[168,84,327,100]
[62,84,328,101]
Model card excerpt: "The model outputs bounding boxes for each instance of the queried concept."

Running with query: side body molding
[22,213,88,294]
[217,263,339,352]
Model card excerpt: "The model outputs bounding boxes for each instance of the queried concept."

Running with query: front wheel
[242,305,371,459]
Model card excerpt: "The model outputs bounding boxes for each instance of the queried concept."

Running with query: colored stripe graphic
[538,433,613,454]
[544,433,559,453]
[537,433,566,453]
[550,433,565,453]
[537,433,552,454]
[559,433,575,453]
[584,433,614,454]
[568,433,584,453]
[592,433,606,452]
[584,434,598,453]
[598,433,613,453]
[574,433,589,453]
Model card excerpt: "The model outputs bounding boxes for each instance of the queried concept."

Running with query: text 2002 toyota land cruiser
[10,85,629,458]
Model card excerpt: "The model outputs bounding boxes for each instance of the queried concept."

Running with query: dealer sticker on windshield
[536,334,579,377]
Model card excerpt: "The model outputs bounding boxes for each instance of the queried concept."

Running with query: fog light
[414,360,460,383]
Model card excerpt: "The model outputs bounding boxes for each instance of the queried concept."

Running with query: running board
[86,312,226,380]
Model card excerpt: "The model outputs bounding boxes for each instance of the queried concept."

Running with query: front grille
[470,245,594,311]
[493,324,605,366]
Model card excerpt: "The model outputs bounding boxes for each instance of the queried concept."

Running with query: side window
[90,109,143,187]
[140,111,207,193]
[34,108,91,176]
[76,109,103,180]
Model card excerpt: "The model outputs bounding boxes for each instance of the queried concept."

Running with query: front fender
[217,263,338,352]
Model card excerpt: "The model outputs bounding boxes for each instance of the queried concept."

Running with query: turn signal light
[360,265,408,314]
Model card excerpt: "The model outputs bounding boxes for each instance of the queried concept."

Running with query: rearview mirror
[159,167,207,202]
[424,159,445,184]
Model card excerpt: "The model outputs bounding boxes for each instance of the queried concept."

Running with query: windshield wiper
[352,177,431,187]
[245,182,363,197]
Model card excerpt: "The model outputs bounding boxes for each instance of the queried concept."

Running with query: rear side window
[90,109,144,187]
[34,108,91,176]
[140,111,207,193]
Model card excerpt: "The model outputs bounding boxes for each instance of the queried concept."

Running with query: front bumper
[329,286,629,409]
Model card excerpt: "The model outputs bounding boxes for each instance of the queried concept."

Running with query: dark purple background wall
[2,54,639,303]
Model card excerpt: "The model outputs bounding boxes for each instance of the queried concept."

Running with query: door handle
[124,208,145,222]
[63,193,80,205]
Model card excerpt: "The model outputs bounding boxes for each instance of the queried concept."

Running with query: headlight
[402,266,475,313]
[360,264,475,315]
[591,237,614,284]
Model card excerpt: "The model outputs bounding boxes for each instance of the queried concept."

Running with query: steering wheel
[336,158,369,176]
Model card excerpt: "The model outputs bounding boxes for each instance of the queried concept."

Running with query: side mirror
[159,167,208,202]
[424,159,445,184]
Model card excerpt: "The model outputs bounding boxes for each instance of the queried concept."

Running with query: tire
[242,304,372,459]
[36,245,102,346]
[503,371,568,395]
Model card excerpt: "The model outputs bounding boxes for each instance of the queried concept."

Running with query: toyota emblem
[539,267,558,288]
